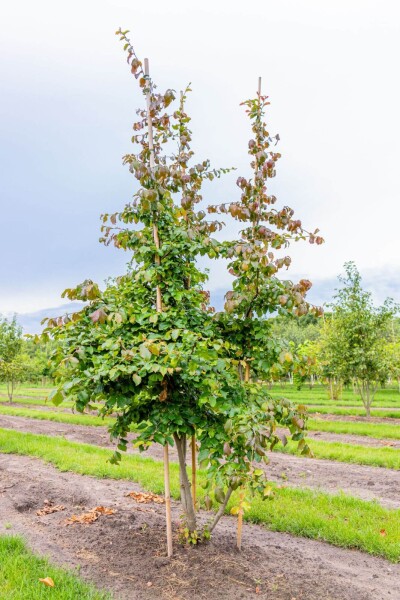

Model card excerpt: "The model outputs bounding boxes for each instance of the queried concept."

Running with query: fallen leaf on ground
[65,506,116,525]
[126,491,165,504]
[37,501,65,516]
[39,577,55,587]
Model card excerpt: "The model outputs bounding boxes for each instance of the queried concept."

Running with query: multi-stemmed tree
[42,30,321,554]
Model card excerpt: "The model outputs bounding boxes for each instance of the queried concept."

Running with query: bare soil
[308,430,400,449]
[1,454,399,600]
[0,415,399,509]
[315,413,400,425]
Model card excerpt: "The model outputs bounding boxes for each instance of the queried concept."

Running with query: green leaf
[49,389,64,407]
[132,374,142,386]
[139,344,152,360]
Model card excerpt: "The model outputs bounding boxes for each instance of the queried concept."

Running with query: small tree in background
[320,262,396,415]
[41,30,321,554]
[385,339,400,392]
[0,315,25,401]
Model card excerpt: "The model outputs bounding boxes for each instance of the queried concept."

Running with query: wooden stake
[191,434,196,510]
[237,489,244,551]
[258,76,262,96]
[144,57,173,557]
[179,90,196,514]
[237,360,250,549]
[164,444,173,557]
[244,361,250,383]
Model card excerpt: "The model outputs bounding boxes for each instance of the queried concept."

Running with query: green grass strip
[307,405,400,418]
[1,405,398,469]
[0,428,399,562]
[0,405,113,428]
[280,438,400,470]
[308,418,400,440]
[269,385,400,405]
[0,535,110,599]
[0,396,74,409]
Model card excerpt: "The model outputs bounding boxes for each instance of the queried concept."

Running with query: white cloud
[1,0,400,312]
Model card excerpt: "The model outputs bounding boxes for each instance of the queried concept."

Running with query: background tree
[0,315,26,400]
[320,262,396,415]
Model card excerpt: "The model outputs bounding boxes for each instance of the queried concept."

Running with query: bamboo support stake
[191,434,197,510]
[180,90,197,513]
[163,444,173,557]
[245,361,250,383]
[144,57,173,557]
[237,489,245,551]
[237,364,250,550]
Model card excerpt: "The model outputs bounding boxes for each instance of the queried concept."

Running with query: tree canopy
[40,30,322,550]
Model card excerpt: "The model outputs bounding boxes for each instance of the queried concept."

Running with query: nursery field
[0,382,399,599]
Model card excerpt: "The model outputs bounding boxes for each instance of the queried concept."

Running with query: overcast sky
[1,0,400,319]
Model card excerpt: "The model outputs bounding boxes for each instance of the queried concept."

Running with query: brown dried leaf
[126,491,165,504]
[37,503,65,516]
[39,577,55,587]
[65,506,116,525]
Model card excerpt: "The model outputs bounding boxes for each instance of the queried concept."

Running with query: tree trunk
[7,377,14,402]
[358,380,373,417]
[173,433,197,532]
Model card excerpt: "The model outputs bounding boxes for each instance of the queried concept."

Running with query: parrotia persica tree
[41,30,322,553]
[320,262,397,415]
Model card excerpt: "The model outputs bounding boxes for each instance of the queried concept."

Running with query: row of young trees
[271,262,399,416]
[37,30,322,554]
[0,316,51,400]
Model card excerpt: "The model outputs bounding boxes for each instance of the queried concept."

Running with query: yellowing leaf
[132,373,142,386]
[39,577,55,587]
[263,485,274,498]
[148,343,160,356]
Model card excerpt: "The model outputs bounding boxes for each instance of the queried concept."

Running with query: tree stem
[173,433,197,532]
[191,434,197,511]
[208,487,233,534]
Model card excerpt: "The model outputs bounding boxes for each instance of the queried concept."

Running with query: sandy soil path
[0,414,399,509]
[0,454,398,600]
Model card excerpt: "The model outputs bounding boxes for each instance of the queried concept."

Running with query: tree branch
[208,486,233,534]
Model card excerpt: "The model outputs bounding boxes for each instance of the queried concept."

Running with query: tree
[320,262,396,415]
[41,30,321,554]
[0,315,24,401]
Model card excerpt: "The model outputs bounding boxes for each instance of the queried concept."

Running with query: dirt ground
[308,429,400,449]
[315,413,400,425]
[0,415,399,509]
[1,454,399,600]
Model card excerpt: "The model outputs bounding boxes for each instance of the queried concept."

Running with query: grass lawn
[0,535,110,599]
[0,405,112,428]
[280,438,400,470]
[0,395,75,409]
[307,406,400,418]
[0,428,399,562]
[308,418,400,440]
[269,384,400,408]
